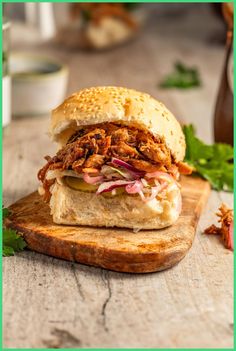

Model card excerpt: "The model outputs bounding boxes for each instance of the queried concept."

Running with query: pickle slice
[65,177,98,192]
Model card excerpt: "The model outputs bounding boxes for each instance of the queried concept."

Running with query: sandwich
[68,3,140,50]
[38,86,192,230]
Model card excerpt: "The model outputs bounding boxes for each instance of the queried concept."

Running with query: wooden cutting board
[5,176,210,273]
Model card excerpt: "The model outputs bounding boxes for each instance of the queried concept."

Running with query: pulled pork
[38,122,191,201]
[204,204,234,250]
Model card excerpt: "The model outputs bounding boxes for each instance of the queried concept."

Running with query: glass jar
[2,18,11,127]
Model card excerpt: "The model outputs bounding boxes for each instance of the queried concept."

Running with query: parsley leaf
[3,207,9,220]
[2,207,27,256]
[183,125,233,192]
[3,246,15,257]
[124,3,139,10]
[159,61,201,89]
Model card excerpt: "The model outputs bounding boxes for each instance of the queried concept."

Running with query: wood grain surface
[3,5,233,349]
[6,177,210,273]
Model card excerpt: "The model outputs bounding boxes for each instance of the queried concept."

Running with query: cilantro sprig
[2,208,27,256]
[183,125,233,192]
[160,62,201,89]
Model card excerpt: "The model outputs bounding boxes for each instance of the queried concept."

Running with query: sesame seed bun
[50,86,185,162]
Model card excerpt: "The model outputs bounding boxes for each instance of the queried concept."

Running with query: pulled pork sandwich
[38,86,192,230]
[69,3,139,50]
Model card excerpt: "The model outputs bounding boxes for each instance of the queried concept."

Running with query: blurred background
[3,2,233,144]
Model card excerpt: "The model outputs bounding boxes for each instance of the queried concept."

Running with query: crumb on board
[204,203,234,251]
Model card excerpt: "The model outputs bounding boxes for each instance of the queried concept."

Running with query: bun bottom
[49,180,182,230]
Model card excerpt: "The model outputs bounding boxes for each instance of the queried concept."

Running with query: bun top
[51,86,185,162]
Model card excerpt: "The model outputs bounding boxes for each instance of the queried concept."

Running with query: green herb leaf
[183,124,213,160]
[124,3,139,10]
[212,143,234,161]
[2,207,9,220]
[3,246,15,257]
[2,208,27,256]
[81,9,91,22]
[159,61,201,89]
[183,125,233,192]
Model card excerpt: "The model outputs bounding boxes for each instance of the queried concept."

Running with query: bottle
[214,3,233,145]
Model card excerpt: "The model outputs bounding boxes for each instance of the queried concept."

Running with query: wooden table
[3,7,233,348]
